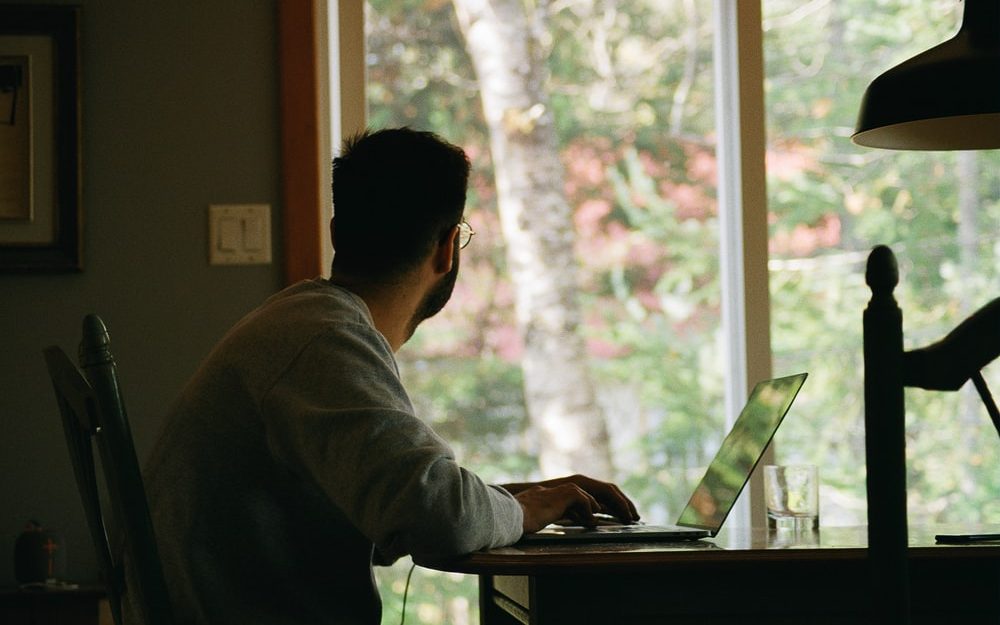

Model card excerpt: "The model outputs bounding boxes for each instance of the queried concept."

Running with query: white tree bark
[452,0,613,478]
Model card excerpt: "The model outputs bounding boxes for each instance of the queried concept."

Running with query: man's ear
[432,225,459,274]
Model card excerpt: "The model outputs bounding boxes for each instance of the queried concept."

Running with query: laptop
[518,372,808,543]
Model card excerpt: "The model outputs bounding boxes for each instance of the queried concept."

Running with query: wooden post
[863,245,910,624]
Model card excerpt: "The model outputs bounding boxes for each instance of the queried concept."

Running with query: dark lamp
[852,0,1000,150]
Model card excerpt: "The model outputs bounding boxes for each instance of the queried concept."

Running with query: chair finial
[79,313,112,367]
[866,244,899,295]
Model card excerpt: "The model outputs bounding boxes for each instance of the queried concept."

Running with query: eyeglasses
[457,220,476,249]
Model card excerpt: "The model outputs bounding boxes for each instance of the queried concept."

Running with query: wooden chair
[864,245,1000,624]
[42,314,173,625]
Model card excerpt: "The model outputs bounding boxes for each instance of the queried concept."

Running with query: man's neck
[328,273,423,352]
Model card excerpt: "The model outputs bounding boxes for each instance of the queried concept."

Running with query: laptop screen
[676,372,807,533]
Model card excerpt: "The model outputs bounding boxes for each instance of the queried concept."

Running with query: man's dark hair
[331,127,470,282]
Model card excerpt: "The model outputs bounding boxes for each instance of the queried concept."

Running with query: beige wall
[0,0,283,585]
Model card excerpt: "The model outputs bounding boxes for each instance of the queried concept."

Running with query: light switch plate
[208,204,272,265]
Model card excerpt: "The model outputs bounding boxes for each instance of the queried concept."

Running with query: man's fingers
[604,483,640,521]
[515,476,642,533]
[558,484,601,526]
[537,474,641,523]
[574,477,639,523]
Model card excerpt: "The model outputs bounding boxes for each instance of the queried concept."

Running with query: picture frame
[0,5,81,272]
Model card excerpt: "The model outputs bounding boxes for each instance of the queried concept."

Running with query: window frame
[281,0,774,529]
[713,0,773,529]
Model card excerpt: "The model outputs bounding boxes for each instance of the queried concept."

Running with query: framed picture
[0,5,81,272]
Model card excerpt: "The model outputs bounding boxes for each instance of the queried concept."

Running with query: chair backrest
[43,314,173,625]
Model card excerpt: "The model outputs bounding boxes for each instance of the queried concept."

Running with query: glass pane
[364,2,722,623]
[764,0,1000,527]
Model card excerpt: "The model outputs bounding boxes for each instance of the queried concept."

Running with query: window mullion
[713,0,773,532]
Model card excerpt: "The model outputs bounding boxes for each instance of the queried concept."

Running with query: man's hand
[503,475,640,534]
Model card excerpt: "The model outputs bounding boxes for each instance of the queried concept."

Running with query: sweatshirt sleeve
[259,322,524,562]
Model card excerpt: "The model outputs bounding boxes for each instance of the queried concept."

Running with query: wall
[0,0,284,585]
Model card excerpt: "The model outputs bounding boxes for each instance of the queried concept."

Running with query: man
[129,128,638,625]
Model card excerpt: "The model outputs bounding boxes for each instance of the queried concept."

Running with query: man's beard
[407,253,460,339]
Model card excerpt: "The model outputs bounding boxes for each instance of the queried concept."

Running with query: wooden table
[419,525,1000,624]
[0,584,110,625]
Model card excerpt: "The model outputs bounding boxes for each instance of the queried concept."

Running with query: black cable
[400,561,417,625]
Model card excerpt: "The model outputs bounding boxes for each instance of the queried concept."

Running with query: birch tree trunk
[452,0,613,479]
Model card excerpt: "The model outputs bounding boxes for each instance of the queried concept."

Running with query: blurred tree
[452,0,613,478]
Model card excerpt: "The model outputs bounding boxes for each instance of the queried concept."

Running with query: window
[317,1,1000,623]
[352,2,768,623]
[310,2,1000,623]
[764,0,1000,528]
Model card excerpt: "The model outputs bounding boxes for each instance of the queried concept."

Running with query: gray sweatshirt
[126,279,523,625]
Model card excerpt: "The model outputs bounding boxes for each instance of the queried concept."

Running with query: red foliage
[769,213,842,256]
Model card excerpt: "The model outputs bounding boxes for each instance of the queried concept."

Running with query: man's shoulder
[234,279,375,341]
[206,279,387,372]
[263,278,370,321]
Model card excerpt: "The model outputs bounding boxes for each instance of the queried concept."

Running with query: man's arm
[261,326,524,560]
[501,474,640,533]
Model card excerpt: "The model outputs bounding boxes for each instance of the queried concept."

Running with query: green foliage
[764,0,1000,527]
[398,354,537,481]
[375,558,478,625]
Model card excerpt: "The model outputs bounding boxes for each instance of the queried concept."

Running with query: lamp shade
[852,0,1000,150]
